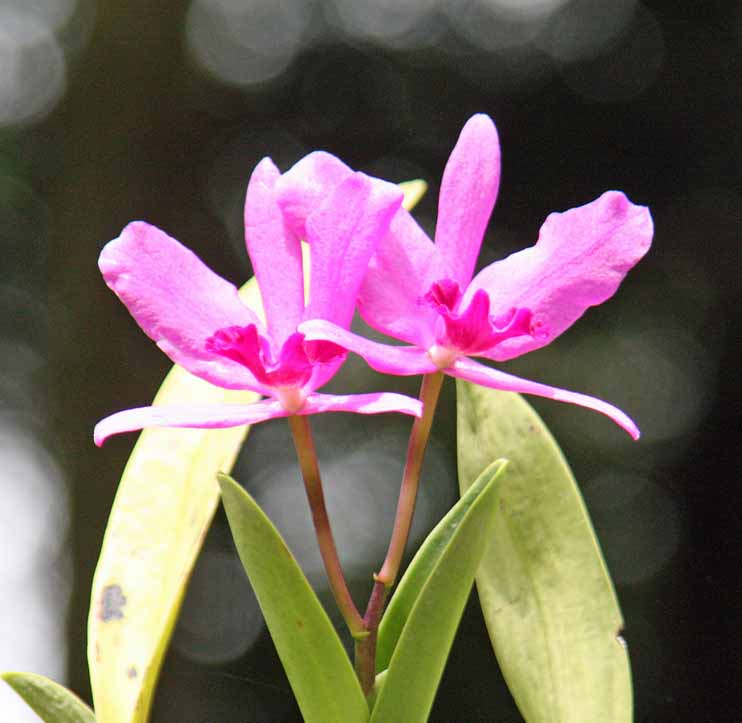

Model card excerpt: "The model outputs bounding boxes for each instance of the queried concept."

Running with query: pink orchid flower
[94,160,423,446]
[282,114,653,438]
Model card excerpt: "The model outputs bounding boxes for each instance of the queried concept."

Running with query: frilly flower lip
[94,161,423,447]
[423,279,540,358]
[284,113,654,439]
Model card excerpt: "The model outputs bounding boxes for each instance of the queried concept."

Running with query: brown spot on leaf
[99,584,127,621]
[297,619,304,629]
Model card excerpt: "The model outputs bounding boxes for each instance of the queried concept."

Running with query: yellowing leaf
[399,180,428,211]
[87,280,263,723]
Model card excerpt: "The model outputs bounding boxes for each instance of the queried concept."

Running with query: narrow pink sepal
[99,221,262,389]
[300,392,423,418]
[244,157,304,345]
[434,114,501,288]
[275,151,353,242]
[358,208,443,348]
[305,172,403,329]
[449,356,640,439]
[94,399,289,446]
[298,319,438,377]
[470,191,654,361]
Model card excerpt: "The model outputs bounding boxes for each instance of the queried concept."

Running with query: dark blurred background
[0,0,739,721]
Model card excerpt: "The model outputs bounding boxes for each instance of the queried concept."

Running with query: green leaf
[370,460,507,723]
[218,473,369,723]
[2,672,96,723]
[375,458,504,672]
[367,670,387,711]
[456,381,632,723]
[88,279,263,723]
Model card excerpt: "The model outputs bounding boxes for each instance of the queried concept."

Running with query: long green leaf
[370,460,506,723]
[218,473,369,723]
[2,672,96,723]
[456,381,632,723]
[375,458,505,672]
[87,280,262,723]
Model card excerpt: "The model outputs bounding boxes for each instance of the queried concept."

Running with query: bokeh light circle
[542,0,638,62]
[0,6,67,126]
[186,0,313,87]
[584,471,683,584]
[559,4,664,103]
[173,548,264,664]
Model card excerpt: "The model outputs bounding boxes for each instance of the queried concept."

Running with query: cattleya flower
[284,114,653,438]
[94,161,422,446]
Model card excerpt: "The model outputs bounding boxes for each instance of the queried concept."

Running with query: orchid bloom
[94,160,423,446]
[282,114,653,438]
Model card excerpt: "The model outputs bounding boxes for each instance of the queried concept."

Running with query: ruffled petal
[305,172,403,328]
[99,221,261,389]
[244,158,304,345]
[298,319,437,376]
[358,209,443,348]
[300,337,347,395]
[94,399,289,446]
[448,356,640,439]
[275,151,353,242]
[300,391,423,418]
[469,191,653,361]
[434,114,501,288]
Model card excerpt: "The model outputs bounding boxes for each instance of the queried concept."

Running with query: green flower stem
[288,415,366,639]
[356,371,445,695]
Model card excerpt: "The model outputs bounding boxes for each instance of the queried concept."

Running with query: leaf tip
[482,457,509,481]
[216,471,237,493]
[399,179,428,211]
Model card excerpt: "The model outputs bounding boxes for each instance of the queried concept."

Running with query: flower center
[275,386,307,414]
[427,344,459,369]
[206,325,344,394]
[423,278,540,360]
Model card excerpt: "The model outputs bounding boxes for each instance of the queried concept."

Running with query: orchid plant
[3,114,653,723]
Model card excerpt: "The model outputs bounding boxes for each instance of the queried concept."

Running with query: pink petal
[305,172,403,329]
[448,356,640,439]
[99,222,262,389]
[275,151,353,242]
[300,392,423,418]
[274,332,343,392]
[469,191,653,361]
[276,150,442,347]
[434,114,501,288]
[244,158,304,345]
[298,319,437,376]
[358,208,443,348]
[94,399,289,446]
[302,339,348,395]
